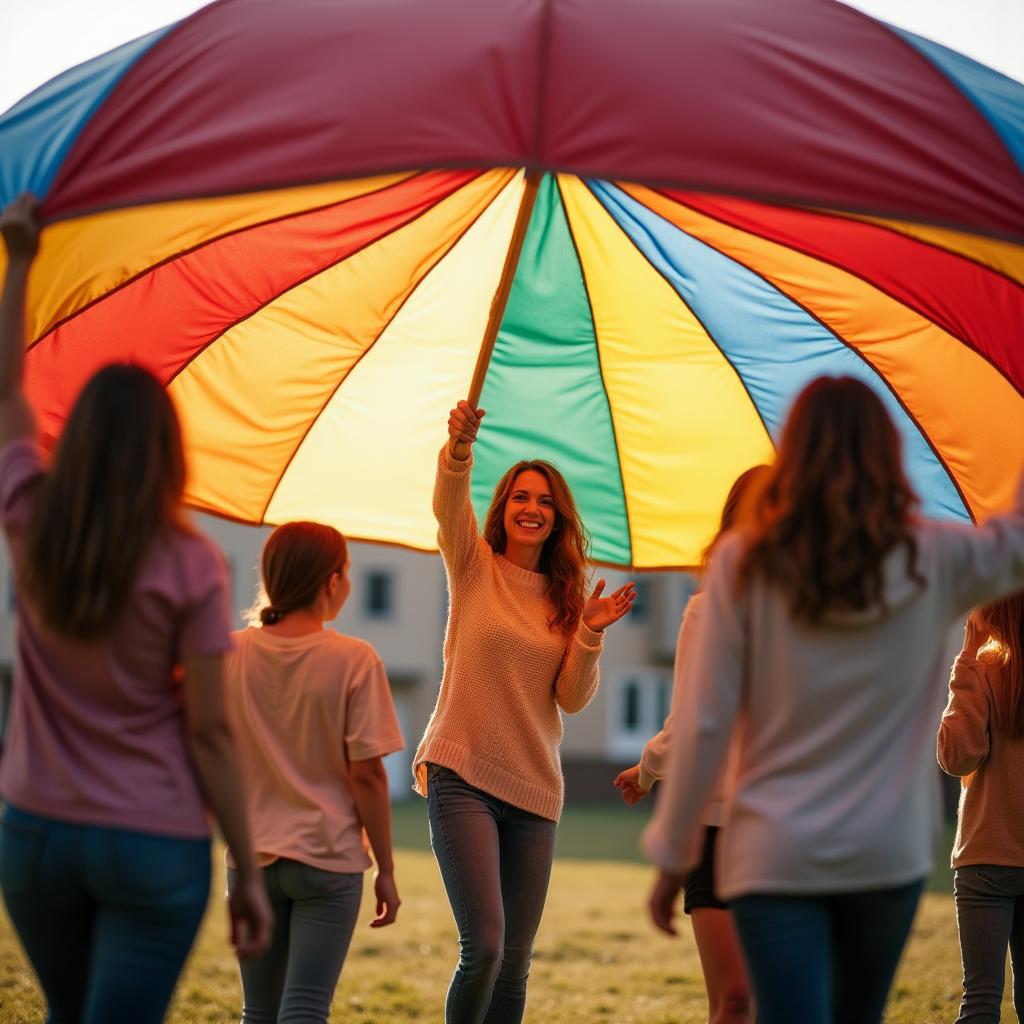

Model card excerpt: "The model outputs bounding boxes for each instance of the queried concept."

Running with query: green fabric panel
[473,174,631,565]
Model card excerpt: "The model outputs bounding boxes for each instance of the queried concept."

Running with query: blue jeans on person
[731,879,923,1024]
[953,864,1024,1023]
[426,764,557,1024]
[227,858,363,1024]
[0,803,210,1024]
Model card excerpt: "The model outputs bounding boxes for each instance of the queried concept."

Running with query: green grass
[0,808,1008,1023]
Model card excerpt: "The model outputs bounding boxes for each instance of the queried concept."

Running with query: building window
[621,680,641,730]
[364,570,394,619]
[629,578,650,623]
[608,669,672,758]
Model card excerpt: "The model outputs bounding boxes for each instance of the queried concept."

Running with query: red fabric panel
[661,189,1024,393]
[45,0,542,218]
[542,0,1024,240]
[26,170,478,443]
[44,0,1023,240]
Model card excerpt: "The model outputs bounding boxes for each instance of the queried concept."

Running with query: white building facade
[0,514,696,803]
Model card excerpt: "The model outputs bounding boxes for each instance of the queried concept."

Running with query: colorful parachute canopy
[2,0,1022,568]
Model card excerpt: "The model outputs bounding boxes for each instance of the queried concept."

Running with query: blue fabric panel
[892,26,1024,176]
[588,179,968,522]
[0,28,171,206]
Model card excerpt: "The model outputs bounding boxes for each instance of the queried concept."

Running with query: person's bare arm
[350,755,401,927]
[184,652,273,957]
[0,195,39,446]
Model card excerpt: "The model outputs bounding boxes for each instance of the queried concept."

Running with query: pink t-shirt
[0,439,233,838]
[226,627,404,872]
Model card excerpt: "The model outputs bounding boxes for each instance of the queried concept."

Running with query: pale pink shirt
[226,627,404,872]
[0,439,233,838]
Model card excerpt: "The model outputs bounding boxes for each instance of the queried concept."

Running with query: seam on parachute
[556,175,635,570]
[42,159,1024,247]
[654,188,1024,401]
[629,186,975,523]
[155,170,483,393]
[844,5,1024,193]
[530,0,554,164]
[42,0,235,205]
[28,172,420,350]
[258,170,516,522]
[794,205,1024,295]
[580,179,777,470]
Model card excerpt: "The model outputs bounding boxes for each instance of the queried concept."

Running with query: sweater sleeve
[553,622,604,714]
[433,444,482,581]
[638,594,703,791]
[643,539,744,874]
[937,655,991,777]
[937,475,1024,618]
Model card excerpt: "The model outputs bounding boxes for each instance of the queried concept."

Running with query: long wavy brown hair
[976,593,1024,738]
[21,364,188,638]
[257,521,348,625]
[483,460,588,635]
[737,376,922,623]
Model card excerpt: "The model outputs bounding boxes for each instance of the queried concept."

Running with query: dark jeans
[228,859,363,1024]
[426,764,557,1024]
[954,864,1024,1023]
[0,803,210,1024]
[731,879,923,1024]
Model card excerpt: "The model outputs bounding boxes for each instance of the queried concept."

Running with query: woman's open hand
[582,579,636,632]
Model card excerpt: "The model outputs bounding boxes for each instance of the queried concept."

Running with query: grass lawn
[0,805,1010,1022]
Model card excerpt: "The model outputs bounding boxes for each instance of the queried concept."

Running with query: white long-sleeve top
[638,593,726,827]
[644,485,1024,899]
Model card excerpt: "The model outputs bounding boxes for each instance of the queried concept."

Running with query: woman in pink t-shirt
[226,521,404,1024]
[0,195,272,1024]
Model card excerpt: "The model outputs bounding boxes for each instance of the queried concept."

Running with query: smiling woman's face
[502,468,556,552]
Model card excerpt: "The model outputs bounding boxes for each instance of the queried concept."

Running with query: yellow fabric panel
[835,211,1024,287]
[626,185,1024,520]
[172,169,514,523]
[558,176,775,567]
[23,173,414,343]
[265,174,527,547]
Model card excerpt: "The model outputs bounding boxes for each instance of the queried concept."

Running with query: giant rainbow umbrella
[2,0,1023,567]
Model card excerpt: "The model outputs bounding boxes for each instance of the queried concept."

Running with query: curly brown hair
[737,376,922,623]
[482,460,589,635]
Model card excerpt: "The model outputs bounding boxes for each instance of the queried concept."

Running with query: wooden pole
[466,168,543,408]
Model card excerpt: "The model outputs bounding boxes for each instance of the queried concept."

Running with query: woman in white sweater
[615,464,769,1024]
[644,375,1024,1024]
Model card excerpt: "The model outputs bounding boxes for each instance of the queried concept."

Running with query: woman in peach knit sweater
[413,400,635,1024]
[938,596,1024,1023]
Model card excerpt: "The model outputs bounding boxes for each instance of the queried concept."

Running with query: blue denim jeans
[426,764,557,1024]
[731,879,923,1024]
[953,864,1024,1023]
[0,803,210,1024]
[227,858,363,1024]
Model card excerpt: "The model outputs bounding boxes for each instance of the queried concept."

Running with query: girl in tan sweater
[413,400,634,1024]
[938,595,1024,1023]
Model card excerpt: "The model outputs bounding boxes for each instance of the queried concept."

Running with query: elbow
[937,737,982,778]
[350,757,389,789]
[187,715,234,759]
[557,690,595,715]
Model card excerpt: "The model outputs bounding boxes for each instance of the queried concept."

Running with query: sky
[0,0,1022,115]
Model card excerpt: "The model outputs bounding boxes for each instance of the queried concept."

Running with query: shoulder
[0,438,45,530]
[320,631,385,671]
